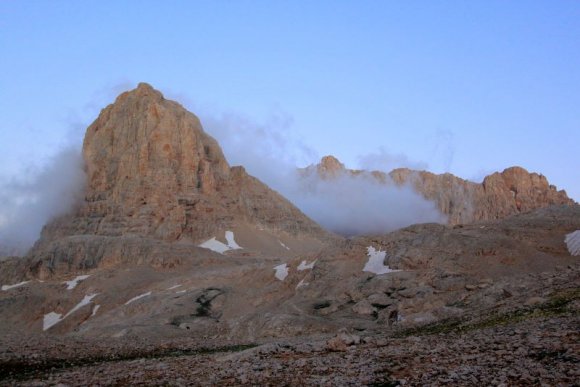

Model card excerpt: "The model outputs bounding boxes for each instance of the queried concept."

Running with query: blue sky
[1,1,579,200]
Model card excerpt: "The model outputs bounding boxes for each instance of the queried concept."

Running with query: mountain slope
[15,83,332,279]
[303,155,574,225]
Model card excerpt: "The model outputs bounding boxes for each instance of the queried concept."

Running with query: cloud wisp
[201,110,446,236]
[0,90,447,256]
[0,147,86,256]
[357,146,428,172]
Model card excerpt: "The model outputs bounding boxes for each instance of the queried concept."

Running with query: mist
[0,97,447,256]
[357,147,428,172]
[0,148,86,256]
[200,111,447,236]
[289,170,446,236]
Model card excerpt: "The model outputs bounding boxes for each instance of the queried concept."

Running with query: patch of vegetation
[0,343,257,382]
[395,287,579,338]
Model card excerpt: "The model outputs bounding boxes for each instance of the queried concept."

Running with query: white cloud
[0,147,86,255]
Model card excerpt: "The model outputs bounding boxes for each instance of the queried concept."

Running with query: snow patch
[279,241,290,250]
[91,304,100,317]
[167,284,182,290]
[565,230,580,256]
[297,260,316,271]
[125,291,152,305]
[66,294,99,317]
[43,293,99,331]
[296,278,309,289]
[63,275,90,290]
[274,264,289,281]
[176,290,186,294]
[363,246,400,275]
[1,281,30,291]
[225,231,242,249]
[199,230,243,254]
[199,238,230,254]
[43,312,63,331]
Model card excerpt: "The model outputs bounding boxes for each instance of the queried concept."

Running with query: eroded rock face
[304,156,574,225]
[80,82,231,240]
[24,83,329,277]
[72,83,326,241]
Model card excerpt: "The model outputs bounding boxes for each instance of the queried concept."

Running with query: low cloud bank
[0,94,447,255]
[201,111,446,236]
[0,148,86,255]
[289,171,446,236]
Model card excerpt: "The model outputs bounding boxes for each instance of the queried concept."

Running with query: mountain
[10,83,331,280]
[302,155,574,225]
[0,84,578,385]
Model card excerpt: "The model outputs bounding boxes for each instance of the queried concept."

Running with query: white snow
[125,291,152,305]
[274,264,289,281]
[91,304,100,317]
[225,231,242,249]
[1,281,30,291]
[565,230,580,256]
[279,241,290,250]
[199,238,230,254]
[363,246,400,275]
[176,290,186,294]
[296,278,308,289]
[42,293,99,331]
[199,231,243,254]
[63,275,90,290]
[43,312,63,331]
[167,284,182,290]
[66,294,99,316]
[297,260,316,271]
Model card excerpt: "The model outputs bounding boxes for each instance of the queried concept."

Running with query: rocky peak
[83,83,230,212]
[316,155,346,178]
[26,83,329,273]
[306,158,574,225]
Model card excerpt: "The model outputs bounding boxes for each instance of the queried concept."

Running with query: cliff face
[305,156,574,225]
[77,82,230,240]
[76,83,327,241]
[24,83,330,277]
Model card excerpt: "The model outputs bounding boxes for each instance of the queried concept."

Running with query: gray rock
[352,299,377,316]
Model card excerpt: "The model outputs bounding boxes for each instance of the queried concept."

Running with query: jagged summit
[301,155,347,179]
[78,83,329,241]
[318,155,345,174]
[306,156,574,225]
[83,82,229,203]
[23,83,330,277]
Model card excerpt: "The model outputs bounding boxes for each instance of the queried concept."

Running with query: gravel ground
[1,311,578,386]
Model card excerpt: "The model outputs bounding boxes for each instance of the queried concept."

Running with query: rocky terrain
[1,264,578,385]
[4,83,331,282]
[0,83,578,385]
[303,155,574,225]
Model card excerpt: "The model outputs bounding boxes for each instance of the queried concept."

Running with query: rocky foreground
[1,265,577,386]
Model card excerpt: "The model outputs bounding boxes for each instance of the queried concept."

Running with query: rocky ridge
[15,83,331,280]
[304,155,574,225]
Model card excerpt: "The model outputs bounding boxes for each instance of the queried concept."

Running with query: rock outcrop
[74,83,327,241]
[22,83,330,278]
[303,155,574,225]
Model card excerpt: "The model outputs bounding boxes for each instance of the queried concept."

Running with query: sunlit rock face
[303,156,575,226]
[21,83,330,279]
